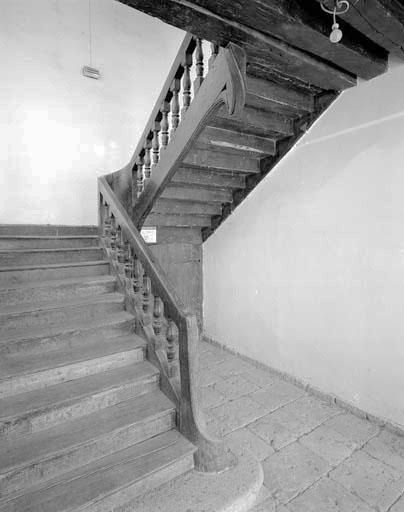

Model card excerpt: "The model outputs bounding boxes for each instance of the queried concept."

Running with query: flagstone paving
[200,340,404,512]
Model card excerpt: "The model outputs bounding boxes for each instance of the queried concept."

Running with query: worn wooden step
[198,126,276,156]
[214,104,295,137]
[144,214,212,228]
[0,360,159,440]
[0,430,195,512]
[0,248,103,267]
[245,75,315,113]
[0,225,98,236]
[0,293,124,333]
[183,148,260,174]
[152,198,222,216]
[0,261,110,286]
[0,391,175,498]
[0,332,145,399]
[0,236,99,250]
[0,275,117,307]
[160,185,233,204]
[172,167,246,189]
[0,311,134,356]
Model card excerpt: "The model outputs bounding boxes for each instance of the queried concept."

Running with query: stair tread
[0,247,101,254]
[0,359,158,423]
[0,292,123,317]
[0,333,145,381]
[0,430,195,512]
[0,310,133,344]
[0,274,116,292]
[0,390,174,474]
[0,260,108,273]
[0,236,98,240]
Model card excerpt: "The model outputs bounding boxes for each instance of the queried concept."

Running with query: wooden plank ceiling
[118,0,404,92]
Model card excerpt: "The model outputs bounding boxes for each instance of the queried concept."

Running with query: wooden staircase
[0,225,196,512]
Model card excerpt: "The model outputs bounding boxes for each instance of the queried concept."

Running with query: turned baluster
[143,138,152,181]
[166,319,179,378]
[116,226,125,265]
[193,38,204,94]
[136,156,144,198]
[132,256,142,295]
[181,52,192,117]
[142,274,152,324]
[153,296,165,350]
[123,240,132,290]
[152,121,160,167]
[103,206,112,239]
[160,101,170,149]
[170,78,181,136]
[208,43,219,70]
[110,216,117,260]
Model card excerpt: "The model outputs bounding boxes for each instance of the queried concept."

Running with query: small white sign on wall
[141,227,157,244]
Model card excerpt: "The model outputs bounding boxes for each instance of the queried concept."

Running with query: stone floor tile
[250,380,306,413]
[329,450,404,512]
[199,349,226,369]
[299,424,358,466]
[210,395,269,435]
[323,413,380,446]
[262,442,330,505]
[201,384,227,409]
[212,373,260,400]
[363,429,404,474]
[198,368,224,387]
[225,427,275,461]
[242,368,276,389]
[390,494,404,511]
[286,477,375,512]
[249,497,276,511]
[276,395,340,434]
[249,410,302,451]
[213,356,255,378]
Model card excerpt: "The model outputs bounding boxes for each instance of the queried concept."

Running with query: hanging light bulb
[320,0,350,44]
[330,22,343,43]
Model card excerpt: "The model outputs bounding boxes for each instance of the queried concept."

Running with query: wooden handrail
[98,176,235,472]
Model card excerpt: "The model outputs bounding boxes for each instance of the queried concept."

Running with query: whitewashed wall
[204,61,404,429]
[0,0,183,225]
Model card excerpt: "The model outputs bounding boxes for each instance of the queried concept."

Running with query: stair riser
[0,280,116,308]
[0,376,159,440]
[0,238,99,250]
[0,249,103,267]
[1,298,124,332]
[87,455,194,512]
[0,263,109,286]
[0,225,98,236]
[0,317,134,357]
[0,413,175,499]
[0,348,144,399]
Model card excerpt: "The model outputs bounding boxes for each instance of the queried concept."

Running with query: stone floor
[200,340,404,512]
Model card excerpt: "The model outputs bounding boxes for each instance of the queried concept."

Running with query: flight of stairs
[0,225,195,512]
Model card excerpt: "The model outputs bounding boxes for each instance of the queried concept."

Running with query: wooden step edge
[0,260,109,273]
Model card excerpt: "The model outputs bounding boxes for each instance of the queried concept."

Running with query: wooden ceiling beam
[118,0,357,90]
[312,0,404,58]
[180,0,387,79]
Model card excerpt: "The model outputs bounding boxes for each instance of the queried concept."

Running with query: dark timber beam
[175,0,387,79]
[118,0,357,90]
[313,0,404,58]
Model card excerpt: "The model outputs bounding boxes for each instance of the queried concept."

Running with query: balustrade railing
[98,176,234,472]
[133,37,218,201]
[106,35,220,216]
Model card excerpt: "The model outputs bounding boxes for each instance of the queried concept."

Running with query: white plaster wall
[203,62,404,429]
[0,0,183,225]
